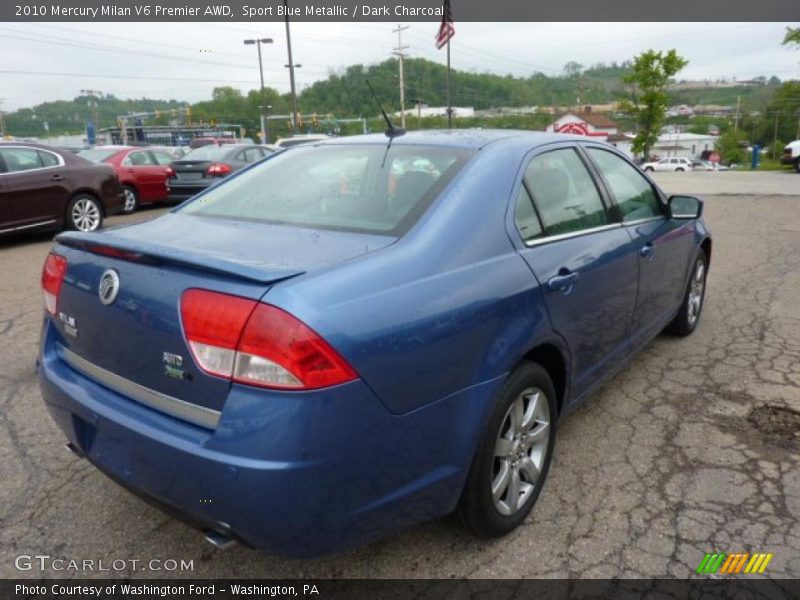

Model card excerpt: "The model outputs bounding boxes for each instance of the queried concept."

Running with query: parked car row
[1,135,342,238]
[78,143,274,212]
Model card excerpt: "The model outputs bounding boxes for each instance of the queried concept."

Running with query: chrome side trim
[0,219,57,235]
[622,216,666,227]
[524,223,623,248]
[58,344,220,429]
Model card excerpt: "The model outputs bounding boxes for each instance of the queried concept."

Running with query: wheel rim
[687,259,706,327]
[71,198,101,232]
[123,189,136,212]
[492,387,551,517]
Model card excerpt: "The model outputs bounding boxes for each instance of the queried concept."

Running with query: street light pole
[243,37,273,144]
[283,0,299,133]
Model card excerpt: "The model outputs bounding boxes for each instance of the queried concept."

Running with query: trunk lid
[52,213,395,420]
[170,159,215,182]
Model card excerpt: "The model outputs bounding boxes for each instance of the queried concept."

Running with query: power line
[0,29,329,79]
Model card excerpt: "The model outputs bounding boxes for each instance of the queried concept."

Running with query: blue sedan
[37,130,711,556]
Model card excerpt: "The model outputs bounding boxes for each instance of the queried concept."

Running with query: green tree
[620,49,688,159]
[715,129,746,165]
[783,27,800,46]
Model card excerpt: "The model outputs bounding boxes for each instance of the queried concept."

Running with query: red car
[79,146,175,213]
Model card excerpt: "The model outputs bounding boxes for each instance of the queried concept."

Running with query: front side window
[180,144,473,235]
[523,148,608,236]
[587,148,662,223]
[0,148,44,173]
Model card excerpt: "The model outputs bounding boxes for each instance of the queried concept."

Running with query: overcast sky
[1,22,798,111]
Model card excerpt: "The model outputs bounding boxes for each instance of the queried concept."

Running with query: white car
[273,134,332,149]
[641,157,694,172]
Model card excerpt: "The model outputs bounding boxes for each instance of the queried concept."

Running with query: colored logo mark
[696,552,773,574]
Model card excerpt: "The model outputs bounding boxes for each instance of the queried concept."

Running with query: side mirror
[669,195,703,219]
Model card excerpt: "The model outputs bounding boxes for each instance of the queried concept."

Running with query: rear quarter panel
[263,141,561,415]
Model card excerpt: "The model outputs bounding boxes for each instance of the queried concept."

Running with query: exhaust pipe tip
[64,442,85,459]
[203,529,237,550]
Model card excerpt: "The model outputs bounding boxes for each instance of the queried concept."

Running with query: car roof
[315,129,589,150]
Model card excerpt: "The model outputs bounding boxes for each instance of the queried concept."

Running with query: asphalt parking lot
[1,171,799,578]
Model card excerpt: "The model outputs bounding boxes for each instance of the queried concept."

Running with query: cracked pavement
[1,181,799,578]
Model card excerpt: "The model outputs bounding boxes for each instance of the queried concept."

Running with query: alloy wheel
[687,259,706,327]
[71,198,101,232]
[492,387,551,517]
[123,189,137,212]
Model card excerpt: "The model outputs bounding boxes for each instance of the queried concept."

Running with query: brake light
[206,163,232,177]
[41,253,67,316]
[165,166,176,178]
[180,289,357,390]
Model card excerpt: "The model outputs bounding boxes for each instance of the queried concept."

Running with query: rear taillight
[180,289,357,390]
[41,253,67,316]
[165,166,176,178]
[206,163,232,177]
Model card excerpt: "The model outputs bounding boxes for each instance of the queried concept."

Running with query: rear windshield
[181,145,232,161]
[178,144,474,235]
[78,149,119,163]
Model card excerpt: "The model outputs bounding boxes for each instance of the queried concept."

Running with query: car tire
[794,159,800,173]
[644,167,654,172]
[66,194,103,232]
[455,361,557,538]
[676,167,685,172]
[667,248,708,337]
[122,186,139,213]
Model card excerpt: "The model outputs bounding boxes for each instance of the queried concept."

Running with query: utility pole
[392,24,409,129]
[773,112,780,159]
[243,37,274,144]
[283,0,299,133]
[81,89,103,128]
[734,95,740,135]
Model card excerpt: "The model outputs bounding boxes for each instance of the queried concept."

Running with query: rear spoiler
[55,232,305,285]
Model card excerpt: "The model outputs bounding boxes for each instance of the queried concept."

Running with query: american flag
[435,0,455,49]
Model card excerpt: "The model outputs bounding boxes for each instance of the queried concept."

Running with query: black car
[167,144,274,201]
[0,142,124,236]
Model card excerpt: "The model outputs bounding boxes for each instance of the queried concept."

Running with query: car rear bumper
[37,318,497,556]
[780,155,796,165]
[167,179,214,201]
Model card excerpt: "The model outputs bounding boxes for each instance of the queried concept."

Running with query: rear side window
[151,151,173,165]
[38,151,60,167]
[523,148,608,236]
[123,151,156,166]
[587,148,662,222]
[513,185,543,242]
[242,148,264,163]
[180,144,474,235]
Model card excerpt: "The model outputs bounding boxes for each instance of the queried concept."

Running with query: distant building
[654,132,718,160]
[546,107,634,157]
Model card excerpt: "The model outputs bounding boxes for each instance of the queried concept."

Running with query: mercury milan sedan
[37,130,711,556]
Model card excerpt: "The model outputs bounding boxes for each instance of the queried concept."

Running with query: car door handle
[640,243,655,260]
[547,271,579,294]
[50,174,65,182]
